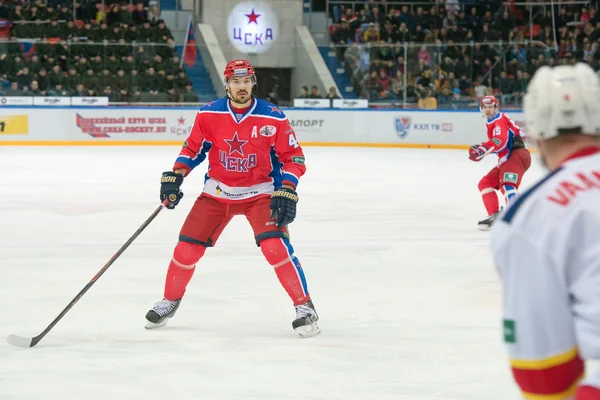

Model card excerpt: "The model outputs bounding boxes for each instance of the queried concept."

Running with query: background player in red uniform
[469,96,531,230]
[144,60,320,338]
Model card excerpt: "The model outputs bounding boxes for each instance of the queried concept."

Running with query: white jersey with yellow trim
[492,147,600,399]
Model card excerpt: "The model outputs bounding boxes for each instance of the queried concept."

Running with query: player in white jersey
[492,62,600,399]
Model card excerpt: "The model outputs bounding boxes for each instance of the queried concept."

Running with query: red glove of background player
[469,144,491,161]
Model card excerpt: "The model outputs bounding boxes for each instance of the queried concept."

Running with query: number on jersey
[289,133,299,148]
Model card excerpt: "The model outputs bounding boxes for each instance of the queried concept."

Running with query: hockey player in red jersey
[469,95,531,230]
[144,60,320,338]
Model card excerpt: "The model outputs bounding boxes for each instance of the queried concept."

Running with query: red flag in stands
[0,19,12,39]
[182,16,197,68]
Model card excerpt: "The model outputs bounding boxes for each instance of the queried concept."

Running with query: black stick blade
[6,334,35,348]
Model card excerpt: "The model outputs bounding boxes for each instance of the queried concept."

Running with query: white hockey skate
[145,298,181,329]
[292,299,321,338]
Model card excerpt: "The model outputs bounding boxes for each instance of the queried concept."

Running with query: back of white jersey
[492,148,600,399]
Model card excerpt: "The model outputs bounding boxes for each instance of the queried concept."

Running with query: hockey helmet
[524,62,600,140]
[479,95,498,112]
[223,60,256,87]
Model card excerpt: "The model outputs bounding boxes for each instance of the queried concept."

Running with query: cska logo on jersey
[220,132,257,172]
[225,132,247,156]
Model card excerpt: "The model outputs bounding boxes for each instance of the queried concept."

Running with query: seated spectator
[444,88,470,109]
[326,86,340,100]
[418,88,437,109]
[28,80,41,96]
[182,84,198,102]
[512,70,530,106]
[377,69,391,99]
[363,22,379,42]
[72,83,87,97]
[4,80,21,96]
[132,3,148,25]
[298,86,309,98]
[391,70,403,99]
[473,78,487,98]
[309,85,322,98]
[148,2,161,23]
[496,70,515,105]
[364,70,380,98]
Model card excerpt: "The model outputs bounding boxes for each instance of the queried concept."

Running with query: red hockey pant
[478,148,532,215]
[163,194,310,306]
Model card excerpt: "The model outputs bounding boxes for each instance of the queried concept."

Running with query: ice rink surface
[0,146,544,400]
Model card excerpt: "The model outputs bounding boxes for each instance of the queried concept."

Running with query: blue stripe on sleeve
[175,156,196,169]
[282,173,299,187]
[175,141,212,172]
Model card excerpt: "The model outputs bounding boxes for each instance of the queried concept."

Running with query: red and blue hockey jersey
[482,112,526,164]
[173,98,306,203]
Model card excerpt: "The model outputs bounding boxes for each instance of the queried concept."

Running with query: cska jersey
[492,147,600,399]
[482,112,526,164]
[173,97,306,203]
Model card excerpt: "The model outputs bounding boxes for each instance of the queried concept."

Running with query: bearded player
[469,96,531,230]
[144,60,320,338]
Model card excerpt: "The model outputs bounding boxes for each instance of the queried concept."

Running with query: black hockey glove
[160,171,184,209]
[269,187,299,228]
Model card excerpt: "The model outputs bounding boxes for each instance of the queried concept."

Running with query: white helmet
[523,62,600,140]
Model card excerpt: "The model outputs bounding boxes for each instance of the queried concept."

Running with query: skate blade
[294,322,321,338]
[145,319,169,330]
[477,224,492,231]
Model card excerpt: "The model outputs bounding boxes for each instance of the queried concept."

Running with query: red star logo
[178,117,185,125]
[225,132,247,156]
[245,8,260,24]
[269,105,282,114]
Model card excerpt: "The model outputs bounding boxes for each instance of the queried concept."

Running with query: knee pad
[173,241,206,268]
[478,176,494,192]
[260,238,293,267]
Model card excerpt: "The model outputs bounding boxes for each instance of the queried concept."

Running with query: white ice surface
[0,146,542,400]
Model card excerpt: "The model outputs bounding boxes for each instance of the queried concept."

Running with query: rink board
[0,107,525,148]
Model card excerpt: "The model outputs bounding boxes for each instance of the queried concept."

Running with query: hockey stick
[6,200,169,348]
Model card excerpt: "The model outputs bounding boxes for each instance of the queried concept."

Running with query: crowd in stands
[328,0,598,108]
[0,0,199,103]
[297,85,341,100]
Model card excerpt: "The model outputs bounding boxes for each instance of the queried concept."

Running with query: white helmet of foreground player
[523,62,600,140]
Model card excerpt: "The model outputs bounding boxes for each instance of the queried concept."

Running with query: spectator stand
[327,0,440,23]
[324,39,556,109]
[0,0,205,105]
[505,1,591,48]
[0,40,201,103]
[324,0,595,109]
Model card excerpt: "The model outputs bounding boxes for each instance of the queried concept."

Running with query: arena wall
[0,105,526,149]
